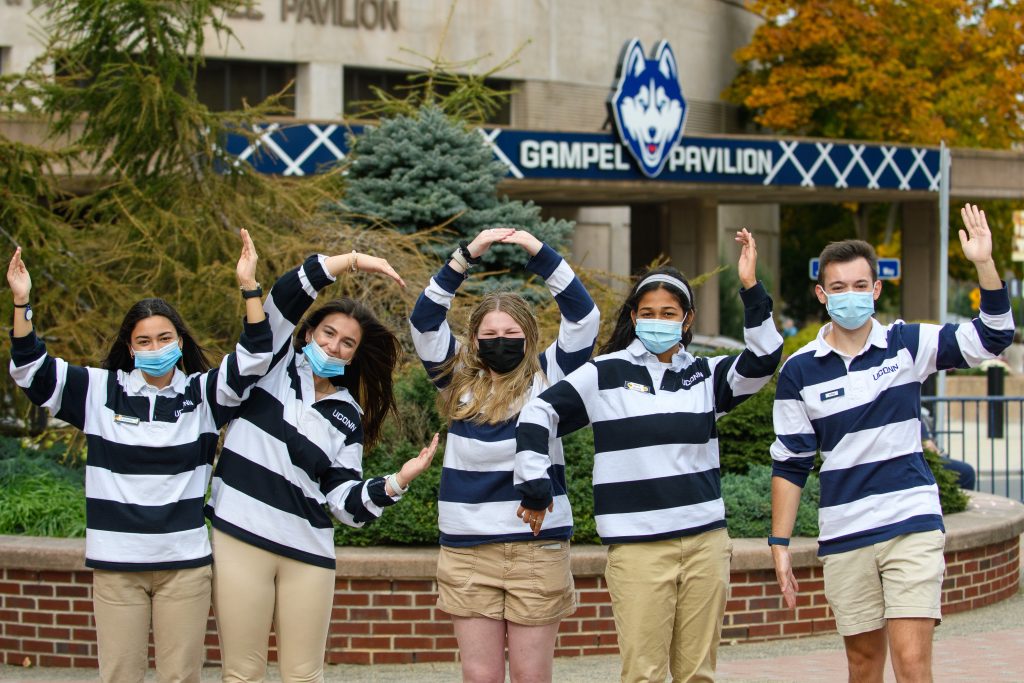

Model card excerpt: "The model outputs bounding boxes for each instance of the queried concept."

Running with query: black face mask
[477,337,527,374]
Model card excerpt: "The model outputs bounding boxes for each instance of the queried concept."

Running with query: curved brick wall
[1,492,1021,667]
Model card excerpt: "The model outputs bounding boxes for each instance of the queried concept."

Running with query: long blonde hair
[436,292,543,425]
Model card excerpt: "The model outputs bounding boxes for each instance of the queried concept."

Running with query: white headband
[637,274,691,307]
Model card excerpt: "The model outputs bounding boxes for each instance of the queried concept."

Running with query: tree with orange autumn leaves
[727,1,1024,322]
[727,0,1024,148]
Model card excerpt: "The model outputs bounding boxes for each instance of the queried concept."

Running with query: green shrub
[722,464,820,538]
[925,447,969,514]
[782,322,822,358]
[561,427,598,545]
[0,437,86,538]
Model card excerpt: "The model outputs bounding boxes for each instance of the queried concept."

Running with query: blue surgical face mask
[133,340,182,377]
[303,340,348,378]
[825,290,875,330]
[635,318,683,354]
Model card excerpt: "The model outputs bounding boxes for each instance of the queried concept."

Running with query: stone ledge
[2,492,1020,577]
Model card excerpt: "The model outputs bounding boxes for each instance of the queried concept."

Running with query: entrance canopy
[225,124,950,203]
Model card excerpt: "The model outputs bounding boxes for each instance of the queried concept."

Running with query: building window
[195,59,296,114]
[343,67,512,125]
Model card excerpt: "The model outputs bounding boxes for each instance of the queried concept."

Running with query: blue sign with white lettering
[809,257,901,281]
[222,124,939,192]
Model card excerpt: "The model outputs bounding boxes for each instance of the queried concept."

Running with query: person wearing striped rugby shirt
[206,250,438,682]
[770,204,1013,683]
[515,229,782,683]
[409,227,599,683]
[7,231,270,683]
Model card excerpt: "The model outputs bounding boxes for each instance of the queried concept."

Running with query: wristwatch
[13,301,32,321]
[767,536,791,547]
[240,284,263,299]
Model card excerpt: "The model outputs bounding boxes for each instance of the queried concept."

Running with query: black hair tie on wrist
[458,241,482,265]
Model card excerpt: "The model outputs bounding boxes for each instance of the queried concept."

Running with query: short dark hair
[817,240,877,287]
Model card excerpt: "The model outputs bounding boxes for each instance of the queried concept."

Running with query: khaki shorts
[821,529,945,636]
[436,540,576,626]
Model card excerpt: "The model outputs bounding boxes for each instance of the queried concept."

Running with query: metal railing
[922,395,1024,502]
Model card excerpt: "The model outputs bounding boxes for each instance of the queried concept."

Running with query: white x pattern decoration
[232,123,348,176]
[225,124,940,192]
[762,140,939,191]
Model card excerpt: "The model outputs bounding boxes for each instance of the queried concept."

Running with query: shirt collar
[126,367,187,394]
[812,318,888,358]
[626,338,695,370]
[295,352,362,413]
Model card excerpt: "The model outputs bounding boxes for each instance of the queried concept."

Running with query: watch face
[24,307,32,321]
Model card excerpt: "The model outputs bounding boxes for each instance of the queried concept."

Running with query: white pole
[936,142,951,434]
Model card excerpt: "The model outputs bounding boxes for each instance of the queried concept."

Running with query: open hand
[772,546,799,609]
[735,229,757,289]
[466,227,516,259]
[397,433,439,486]
[959,203,993,265]
[499,229,543,257]
[7,248,31,304]
[236,229,259,290]
[356,254,406,289]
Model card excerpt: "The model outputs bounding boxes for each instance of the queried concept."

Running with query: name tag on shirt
[820,387,845,402]
[114,414,140,425]
[624,381,650,394]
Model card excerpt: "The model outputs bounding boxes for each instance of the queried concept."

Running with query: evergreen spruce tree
[343,105,574,282]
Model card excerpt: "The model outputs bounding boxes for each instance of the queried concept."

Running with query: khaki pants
[212,529,336,683]
[92,564,212,683]
[605,528,732,683]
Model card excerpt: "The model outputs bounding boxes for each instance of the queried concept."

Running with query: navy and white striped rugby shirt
[771,286,1014,556]
[409,244,599,547]
[206,255,399,569]
[515,282,782,544]
[9,319,273,571]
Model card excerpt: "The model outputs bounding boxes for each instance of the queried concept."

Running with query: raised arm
[909,204,1013,377]
[264,250,404,360]
[7,248,90,430]
[408,228,515,388]
[502,230,600,382]
[205,230,275,426]
[708,230,783,417]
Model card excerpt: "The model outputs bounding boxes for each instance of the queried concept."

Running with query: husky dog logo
[608,39,687,178]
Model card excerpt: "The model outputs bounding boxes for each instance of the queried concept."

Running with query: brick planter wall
[1,492,1021,668]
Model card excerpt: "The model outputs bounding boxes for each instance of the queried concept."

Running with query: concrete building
[3,0,1022,334]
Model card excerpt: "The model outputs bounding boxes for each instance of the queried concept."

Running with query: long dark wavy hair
[292,298,399,451]
[599,265,696,354]
[101,298,211,375]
